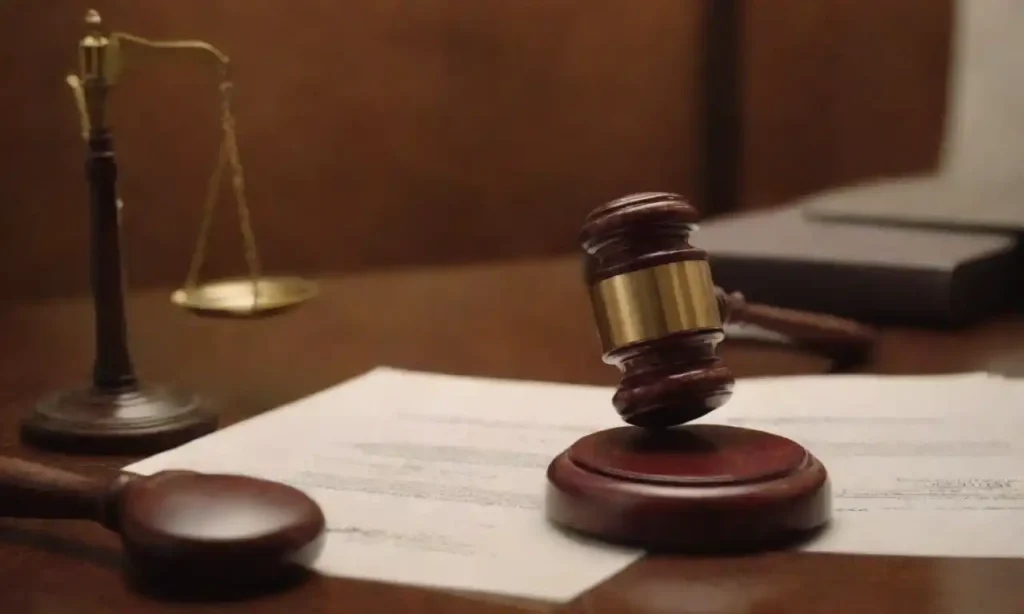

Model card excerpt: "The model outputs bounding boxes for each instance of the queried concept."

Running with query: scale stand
[21,11,313,453]
[21,116,216,453]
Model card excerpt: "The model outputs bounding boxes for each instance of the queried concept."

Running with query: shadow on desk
[0,520,552,612]
[0,522,120,571]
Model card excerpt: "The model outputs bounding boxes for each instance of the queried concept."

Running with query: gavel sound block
[545,192,833,552]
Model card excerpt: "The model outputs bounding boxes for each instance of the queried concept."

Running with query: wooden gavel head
[580,191,735,428]
[0,457,326,593]
[115,470,326,584]
[546,192,836,551]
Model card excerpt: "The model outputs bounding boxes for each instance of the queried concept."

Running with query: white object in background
[940,0,1024,184]
[801,0,1024,230]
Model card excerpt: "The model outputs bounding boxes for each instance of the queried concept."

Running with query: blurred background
[1,0,952,300]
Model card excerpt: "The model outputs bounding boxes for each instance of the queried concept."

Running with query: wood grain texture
[549,191,830,551]
[0,457,113,521]
[580,193,732,427]
[0,0,958,300]
[0,456,325,589]
[580,192,706,282]
[117,469,325,590]
[20,386,217,456]
[0,0,702,300]
[85,129,135,390]
[742,0,954,208]
[16,124,218,455]
[1,258,1024,612]
[718,289,879,365]
[546,424,830,551]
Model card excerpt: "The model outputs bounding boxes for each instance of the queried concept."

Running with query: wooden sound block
[546,424,830,552]
[20,385,217,455]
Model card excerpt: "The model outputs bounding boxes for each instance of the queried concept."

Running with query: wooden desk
[1,257,1022,613]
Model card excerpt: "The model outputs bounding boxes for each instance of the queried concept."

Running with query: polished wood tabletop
[1,257,1023,613]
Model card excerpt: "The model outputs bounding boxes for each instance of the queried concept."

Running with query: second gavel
[0,456,325,589]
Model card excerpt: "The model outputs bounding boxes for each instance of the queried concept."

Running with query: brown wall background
[1,1,952,299]
[743,0,953,208]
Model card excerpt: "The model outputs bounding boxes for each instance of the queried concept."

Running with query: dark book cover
[698,206,1021,326]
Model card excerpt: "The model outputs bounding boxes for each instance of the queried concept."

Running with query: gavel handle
[0,457,127,527]
[717,289,878,364]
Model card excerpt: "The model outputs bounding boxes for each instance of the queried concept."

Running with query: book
[698,206,1020,325]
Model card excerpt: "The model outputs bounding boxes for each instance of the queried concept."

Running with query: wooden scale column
[20,11,316,454]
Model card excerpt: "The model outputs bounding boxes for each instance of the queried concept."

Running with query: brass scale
[66,10,316,315]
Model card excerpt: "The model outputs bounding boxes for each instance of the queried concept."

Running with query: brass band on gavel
[588,260,722,353]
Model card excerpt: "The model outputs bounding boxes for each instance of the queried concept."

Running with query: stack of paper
[126,368,1024,602]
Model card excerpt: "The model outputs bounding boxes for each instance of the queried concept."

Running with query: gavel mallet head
[0,457,325,595]
[545,192,831,552]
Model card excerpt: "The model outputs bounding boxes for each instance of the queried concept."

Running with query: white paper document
[126,368,639,602]
[126,367,1024,601]
[711,371,1024,558]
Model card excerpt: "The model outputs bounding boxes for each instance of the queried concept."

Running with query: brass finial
[85,9,101,28]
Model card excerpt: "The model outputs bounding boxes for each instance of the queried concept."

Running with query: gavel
[546,192,848,551]
[0,456,325,589]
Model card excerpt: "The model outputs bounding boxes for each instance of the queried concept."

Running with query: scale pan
[171,276,317,316]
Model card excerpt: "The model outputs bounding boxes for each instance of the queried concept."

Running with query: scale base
[545,424,830,552]
[21,384,217,455]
